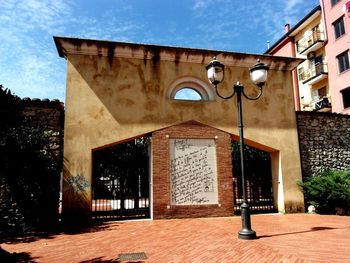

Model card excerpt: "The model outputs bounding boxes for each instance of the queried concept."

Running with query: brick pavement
[1,214,350,262]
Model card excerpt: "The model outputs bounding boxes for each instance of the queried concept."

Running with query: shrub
[0,85,60,234]
[298,168,350,215]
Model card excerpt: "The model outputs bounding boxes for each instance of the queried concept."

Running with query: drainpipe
[320,0,328,44]
[319,0,330,109]
[291,40,301,111]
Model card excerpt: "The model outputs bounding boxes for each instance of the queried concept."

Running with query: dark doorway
[92,137,150,221]
[231,141,275,214]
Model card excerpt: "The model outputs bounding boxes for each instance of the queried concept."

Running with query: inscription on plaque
[169,138,218,205]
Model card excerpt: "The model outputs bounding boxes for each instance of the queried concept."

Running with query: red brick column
[151,121,234,219]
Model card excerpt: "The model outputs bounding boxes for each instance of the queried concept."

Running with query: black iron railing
[298,62,328,83]
[92,175,150,220]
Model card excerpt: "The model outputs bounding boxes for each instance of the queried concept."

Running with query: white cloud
[0,0,142,101]
[286,0,305,11]
[192,0,231,10]
[0,0,73,100]
[187,0,319,52]
[192,0,211,10]
[0,0,320,101]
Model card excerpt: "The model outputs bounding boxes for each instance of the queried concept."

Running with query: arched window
[168,77,215,101]
[174,88,202,100]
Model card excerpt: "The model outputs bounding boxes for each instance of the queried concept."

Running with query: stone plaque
[169,138,218,205]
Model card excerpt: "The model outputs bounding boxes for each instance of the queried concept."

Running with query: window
[318,87,327,98]
[296,40,302,53]
[313,87,330,110]
[298,67,304,81]
[312,87,327,102]
[168,76,215,101]
[314,55,323,64]
[333,16,345,39]
[174,88,202,101]
[341,87,350,109]
[311,24,321,41]
[331,0,341,6]
[337,50,350,73]
[312,89,319,102]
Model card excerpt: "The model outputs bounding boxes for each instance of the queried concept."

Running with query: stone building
[54,36,304,223]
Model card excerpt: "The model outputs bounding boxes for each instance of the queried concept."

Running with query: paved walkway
[1,214,350,262]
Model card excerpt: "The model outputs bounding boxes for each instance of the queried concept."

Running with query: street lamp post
[206,57,269,240]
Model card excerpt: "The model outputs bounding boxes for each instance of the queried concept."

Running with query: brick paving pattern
[1,214,350,262]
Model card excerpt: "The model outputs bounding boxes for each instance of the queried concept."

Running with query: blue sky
[0,0,319,102]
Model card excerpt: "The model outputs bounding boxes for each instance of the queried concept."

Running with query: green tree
[0,85,60,234]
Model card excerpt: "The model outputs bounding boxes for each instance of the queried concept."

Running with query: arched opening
[174,87,202,101]
[168,76,215,101]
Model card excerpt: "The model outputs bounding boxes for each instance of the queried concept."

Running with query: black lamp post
[206,57,269,240]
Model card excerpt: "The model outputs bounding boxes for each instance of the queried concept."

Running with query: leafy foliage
[231,141,271,175]
[298,168,350,215]
[0,85,20,130]
[0,85,60,234]
[93,137,149,200]
[231,141,272,200]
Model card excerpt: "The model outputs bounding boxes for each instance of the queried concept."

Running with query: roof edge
[53,36,302,71]
[264,5,321,54]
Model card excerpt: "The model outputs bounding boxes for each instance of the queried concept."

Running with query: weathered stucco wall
[56,37,305,221]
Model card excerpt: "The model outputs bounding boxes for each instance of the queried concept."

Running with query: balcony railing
[298,62,328,84]
[314,97,331,111]
[301,97,332,112]
[297,30,325,55]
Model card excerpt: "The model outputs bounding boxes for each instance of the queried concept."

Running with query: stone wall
[296,111,350,178]
[20,98,64,163]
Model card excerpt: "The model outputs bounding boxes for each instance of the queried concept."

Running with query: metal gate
[92,138,150,220]
[232,142,276,214]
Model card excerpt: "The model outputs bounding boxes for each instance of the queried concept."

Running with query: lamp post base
[238,202,257,240]
[238,229,256,240]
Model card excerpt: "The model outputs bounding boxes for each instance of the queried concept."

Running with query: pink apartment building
[265,0,350,114]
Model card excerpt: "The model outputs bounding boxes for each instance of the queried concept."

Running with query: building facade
[265,0,350,114]
[323,0,350,113]
[54,36,304,223]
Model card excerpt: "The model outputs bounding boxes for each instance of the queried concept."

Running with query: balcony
[301,97,332,112]
[314,97,331,112]
[298,62,328,85]
[297,30,325,55]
